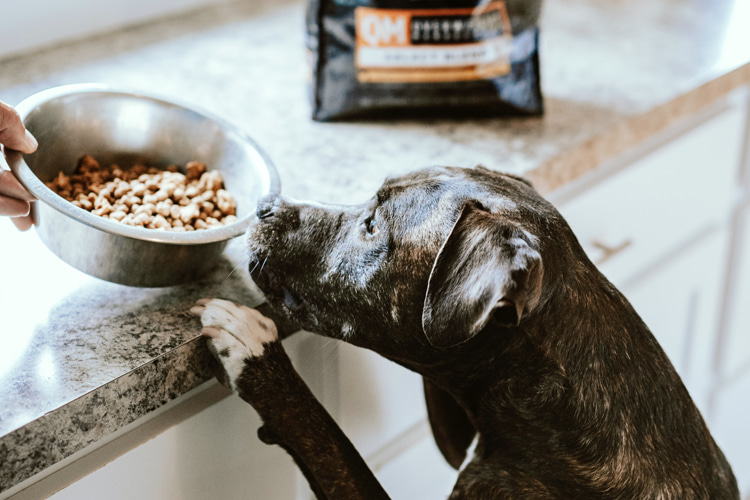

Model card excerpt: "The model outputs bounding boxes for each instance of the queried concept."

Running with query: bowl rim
[9,83,280,245]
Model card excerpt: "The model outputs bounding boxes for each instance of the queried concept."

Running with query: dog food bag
[306,0,544,120]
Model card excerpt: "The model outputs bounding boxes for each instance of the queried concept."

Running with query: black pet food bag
[306,0,544,121]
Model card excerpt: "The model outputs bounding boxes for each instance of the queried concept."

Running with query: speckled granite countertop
[1,0,749,493]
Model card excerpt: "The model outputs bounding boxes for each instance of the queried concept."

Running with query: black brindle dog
[191,166,738,499]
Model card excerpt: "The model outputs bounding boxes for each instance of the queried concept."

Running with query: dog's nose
[256,194,279,220]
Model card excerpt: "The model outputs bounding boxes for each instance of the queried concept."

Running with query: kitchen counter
[1,0,749,494]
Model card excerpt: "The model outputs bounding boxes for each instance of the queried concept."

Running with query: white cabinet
[337,343,427,460]
[554,100,744,288]
[335,342,456,499]
[47,389,299,500]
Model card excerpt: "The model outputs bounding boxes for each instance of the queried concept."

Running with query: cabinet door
[620,231,729,417]
[48,394,299,500]
[337,343,428,460]
[555,102,744,289]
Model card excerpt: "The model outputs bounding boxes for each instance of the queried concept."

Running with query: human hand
[1,100,38,231]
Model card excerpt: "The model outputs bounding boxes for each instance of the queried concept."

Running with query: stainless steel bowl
[7,84,279,287]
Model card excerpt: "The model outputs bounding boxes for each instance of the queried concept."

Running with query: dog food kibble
[45,155,238,231]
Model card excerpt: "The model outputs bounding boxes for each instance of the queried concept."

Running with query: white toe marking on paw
[198,299,278,357]
[195,298,278,391]
[207,336,249,392]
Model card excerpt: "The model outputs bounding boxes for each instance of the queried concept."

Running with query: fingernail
[24,130,38,152]
[202,327,221,338]
[11,214,34,232]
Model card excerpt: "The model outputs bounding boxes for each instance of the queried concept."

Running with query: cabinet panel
[49,395,299,500]
[558,104,744,288]
[338,343,427,460]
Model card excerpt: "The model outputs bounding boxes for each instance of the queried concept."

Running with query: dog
[191,166,739,499]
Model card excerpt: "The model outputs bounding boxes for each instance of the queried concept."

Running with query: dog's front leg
[191,299,390,500]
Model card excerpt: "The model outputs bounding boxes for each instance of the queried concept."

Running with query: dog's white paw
[191,298,278,390]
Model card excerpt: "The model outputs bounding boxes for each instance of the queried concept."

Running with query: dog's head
[248,166,569,355]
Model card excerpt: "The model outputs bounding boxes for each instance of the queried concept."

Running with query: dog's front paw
[191,298,278,391]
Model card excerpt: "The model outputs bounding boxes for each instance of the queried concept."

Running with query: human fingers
[0,170,35,202]
[0,194,30,217]
[0,168,34,219]
[11,214,33,231]
[0,101,38,154]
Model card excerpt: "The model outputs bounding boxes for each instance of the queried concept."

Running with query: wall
[0,0,228,61]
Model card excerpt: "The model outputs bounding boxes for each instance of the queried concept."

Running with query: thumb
[0,170,36,201]
[15,130,39,154]
[0,102,38,154]
[12,213,34,231]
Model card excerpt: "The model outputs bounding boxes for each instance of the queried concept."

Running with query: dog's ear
[422,202,543,348]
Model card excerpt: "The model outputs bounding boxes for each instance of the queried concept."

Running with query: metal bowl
[7,84,279,287]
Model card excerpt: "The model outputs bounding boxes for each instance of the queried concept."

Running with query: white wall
[0,0,228,60]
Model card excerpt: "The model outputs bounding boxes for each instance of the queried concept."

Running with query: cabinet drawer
[337,343,427,460]
[556,104,745,287]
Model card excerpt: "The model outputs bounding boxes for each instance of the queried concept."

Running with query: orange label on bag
[354,2,513,83]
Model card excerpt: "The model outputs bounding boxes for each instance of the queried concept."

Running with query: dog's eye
[364,216,378,235]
